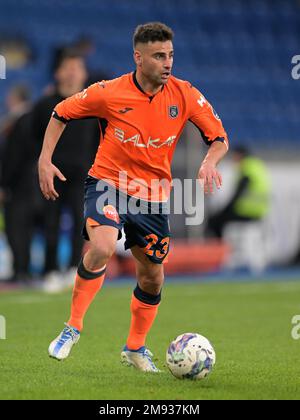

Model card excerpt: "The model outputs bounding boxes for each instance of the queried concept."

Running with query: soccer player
[38,22,229,372]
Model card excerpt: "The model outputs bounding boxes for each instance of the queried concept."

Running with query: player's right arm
[38,82,107,200]
[38,118,67,200]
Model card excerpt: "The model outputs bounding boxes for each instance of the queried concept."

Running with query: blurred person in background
[0,36,33,72]
[205,146,271,239]
[0,84,31,147]
[51,37,110,89]
[32,52,99,292]
[0,85,34,284]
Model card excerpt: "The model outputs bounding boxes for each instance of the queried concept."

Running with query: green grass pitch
[0,279,300,400]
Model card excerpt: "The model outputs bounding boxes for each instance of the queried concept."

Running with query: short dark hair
[133,22,174,47]
[53,49,85,73]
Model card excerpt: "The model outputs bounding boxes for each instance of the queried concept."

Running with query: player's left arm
[187,85,229,194]
[199,141,228,194]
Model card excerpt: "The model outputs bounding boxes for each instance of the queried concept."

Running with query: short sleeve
[53,82,107,123]
[187,85,229,149]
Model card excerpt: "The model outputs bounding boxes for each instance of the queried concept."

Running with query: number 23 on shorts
[142,234,170,259]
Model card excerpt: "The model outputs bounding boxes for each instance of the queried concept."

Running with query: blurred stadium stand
[0,0,299,147]
[0,0,299,281]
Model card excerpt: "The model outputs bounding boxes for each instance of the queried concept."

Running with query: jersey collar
[132,71,165,98]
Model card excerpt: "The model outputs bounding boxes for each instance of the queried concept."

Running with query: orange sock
[126,285,161,350]
[67,258,106,331]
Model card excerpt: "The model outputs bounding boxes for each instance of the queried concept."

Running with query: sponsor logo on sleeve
[212,107,220,120]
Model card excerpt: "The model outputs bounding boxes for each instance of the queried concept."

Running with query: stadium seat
[0,0,299,147]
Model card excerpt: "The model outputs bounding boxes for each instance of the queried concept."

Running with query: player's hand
[38,158,66,201]
[198,162,222,194]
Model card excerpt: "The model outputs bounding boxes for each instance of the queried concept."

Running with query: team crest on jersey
[168,105,179,119]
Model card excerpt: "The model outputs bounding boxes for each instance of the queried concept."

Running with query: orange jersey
[54,72,228,201]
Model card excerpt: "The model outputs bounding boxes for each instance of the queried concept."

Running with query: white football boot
[48,323,80,360]
[121,345,161,372]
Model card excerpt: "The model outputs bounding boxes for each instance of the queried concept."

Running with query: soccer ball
[166,333,216,380]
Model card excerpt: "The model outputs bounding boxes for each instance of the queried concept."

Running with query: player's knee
[138,271,164,295]
[91,240,116,263]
